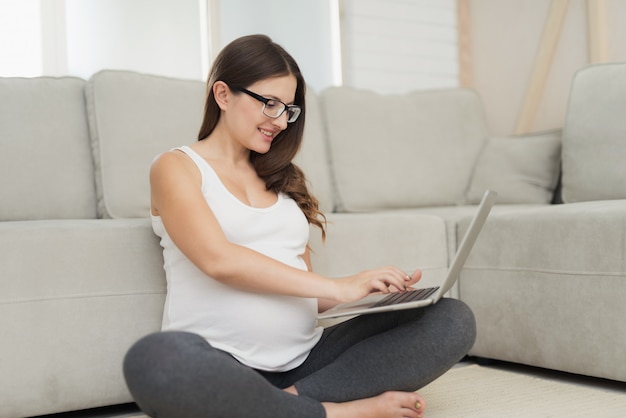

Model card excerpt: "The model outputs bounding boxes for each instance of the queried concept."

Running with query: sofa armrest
[0,219,165,417]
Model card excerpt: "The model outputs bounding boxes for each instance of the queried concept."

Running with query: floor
[32,358,626,418]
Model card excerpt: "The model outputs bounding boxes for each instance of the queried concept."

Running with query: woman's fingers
[340,266,423,302]
[378,267,411,292]
[385,268,423,293]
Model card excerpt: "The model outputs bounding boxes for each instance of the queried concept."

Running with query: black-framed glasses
[233,87,301,123]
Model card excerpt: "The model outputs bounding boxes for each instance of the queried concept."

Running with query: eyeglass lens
[264,100,300,123]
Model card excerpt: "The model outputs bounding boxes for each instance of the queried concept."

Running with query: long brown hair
[198,34,326,239]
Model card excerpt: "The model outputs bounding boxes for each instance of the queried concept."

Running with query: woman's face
[227,74,298,154]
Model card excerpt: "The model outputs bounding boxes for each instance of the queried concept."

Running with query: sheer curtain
[0,0,43,77]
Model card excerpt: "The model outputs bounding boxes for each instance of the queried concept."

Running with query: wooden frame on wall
[456,0,472,88]
[587,0,608,63]
[459,0,609,134]
[514,0,569,135]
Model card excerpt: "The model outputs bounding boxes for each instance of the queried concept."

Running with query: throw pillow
[465,130,561,204]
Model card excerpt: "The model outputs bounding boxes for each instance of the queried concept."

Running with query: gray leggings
[123,298,476,418]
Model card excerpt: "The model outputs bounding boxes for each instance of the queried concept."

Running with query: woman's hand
[333,268,422,303]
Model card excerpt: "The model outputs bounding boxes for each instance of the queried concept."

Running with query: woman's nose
[271,112,289,130]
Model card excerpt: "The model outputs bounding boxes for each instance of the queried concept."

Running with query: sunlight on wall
[330,0,343,86]
[0,0,42,77]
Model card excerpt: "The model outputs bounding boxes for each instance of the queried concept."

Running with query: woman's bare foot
[323,391,426,418]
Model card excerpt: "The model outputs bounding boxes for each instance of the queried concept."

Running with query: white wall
[341,0,458,94]
[65,0,204,80]
[217,0,337,92]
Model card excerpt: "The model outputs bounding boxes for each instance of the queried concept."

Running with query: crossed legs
[123,298,475,417]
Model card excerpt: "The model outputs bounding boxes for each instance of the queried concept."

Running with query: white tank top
[152,146,323,371]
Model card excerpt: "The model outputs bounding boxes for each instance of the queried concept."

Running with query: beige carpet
[128,364,626,417]
[419,364,626,417]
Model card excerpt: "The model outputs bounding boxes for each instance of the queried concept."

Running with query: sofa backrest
[0,76,97,221]
[86,70,206,218]
[86,70,335,218]
[561,62,626,203]
[320,86,489,211]
[293,86,335,213]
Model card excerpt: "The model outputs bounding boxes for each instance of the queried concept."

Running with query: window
[0,0,203,80]
[0,0,42,77]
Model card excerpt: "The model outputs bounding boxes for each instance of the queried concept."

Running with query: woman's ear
[213,81,230,111]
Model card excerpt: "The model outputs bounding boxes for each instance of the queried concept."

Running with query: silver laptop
[318,189,497,320]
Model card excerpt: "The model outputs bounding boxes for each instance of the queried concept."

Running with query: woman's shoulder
[152,147,184,163]
[150,147,201,185]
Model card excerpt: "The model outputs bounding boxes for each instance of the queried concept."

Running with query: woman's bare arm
[300,246,340,312]
[151,151,417,303]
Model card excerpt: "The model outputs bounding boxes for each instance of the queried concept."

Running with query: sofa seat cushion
[410,204,550,263]
[86,70,206,218]
[0,76,97,221]
[0,219,166,418]
[321,87,488,211]
[308,211,449,291]
[458,200,626,381]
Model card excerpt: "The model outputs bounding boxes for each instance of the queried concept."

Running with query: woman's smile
[259,127,278,141]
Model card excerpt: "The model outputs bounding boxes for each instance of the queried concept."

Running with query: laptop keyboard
[372,287,439,308]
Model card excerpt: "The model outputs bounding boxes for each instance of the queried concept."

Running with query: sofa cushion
[459,200,626,381]
[308,211,448,289]
[86,70,206,218]
[561,62,626,203]
[465,130,561,204]
[0,76,97,220]
[321,87,488,212]
[294,86,335,213]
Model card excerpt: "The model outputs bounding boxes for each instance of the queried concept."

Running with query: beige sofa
[1,62,624,417]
